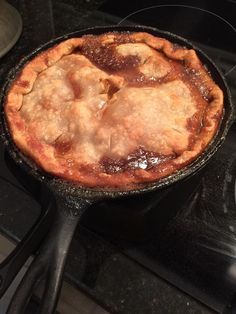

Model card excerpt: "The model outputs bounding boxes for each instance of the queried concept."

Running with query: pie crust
[5,32,224,189]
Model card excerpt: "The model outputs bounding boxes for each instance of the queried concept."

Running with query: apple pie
[5,32,224,189]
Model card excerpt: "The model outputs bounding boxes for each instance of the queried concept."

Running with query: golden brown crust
[5,32,224,189]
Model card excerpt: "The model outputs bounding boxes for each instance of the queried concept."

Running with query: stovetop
[0,0,236,313]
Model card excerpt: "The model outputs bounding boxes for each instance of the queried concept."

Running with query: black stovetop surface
[0,0,236,313]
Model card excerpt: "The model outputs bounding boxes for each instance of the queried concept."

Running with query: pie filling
[5,32,224,189]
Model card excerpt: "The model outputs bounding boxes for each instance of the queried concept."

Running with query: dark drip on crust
[101,147,175,174]
[79,36,174,87]
[80,36,140,74]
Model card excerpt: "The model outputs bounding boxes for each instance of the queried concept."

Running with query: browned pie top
[5,32,224,189]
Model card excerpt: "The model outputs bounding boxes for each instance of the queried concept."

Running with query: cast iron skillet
[0,25,234,314]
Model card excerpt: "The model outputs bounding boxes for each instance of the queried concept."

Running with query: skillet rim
[0,24,234,199]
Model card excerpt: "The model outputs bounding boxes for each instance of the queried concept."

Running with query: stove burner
[117,4,236,78]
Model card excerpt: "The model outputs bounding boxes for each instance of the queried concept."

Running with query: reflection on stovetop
[121,126,236,312]
[178,134,236,255]
[79,124,236,313]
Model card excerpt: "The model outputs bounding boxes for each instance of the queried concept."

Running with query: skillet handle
[7,198,92,314]
[0,199,54,298]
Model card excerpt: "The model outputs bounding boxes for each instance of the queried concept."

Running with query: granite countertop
[0,1,216,313]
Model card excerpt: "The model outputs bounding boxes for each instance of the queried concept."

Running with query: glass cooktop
[0,0,236,313]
